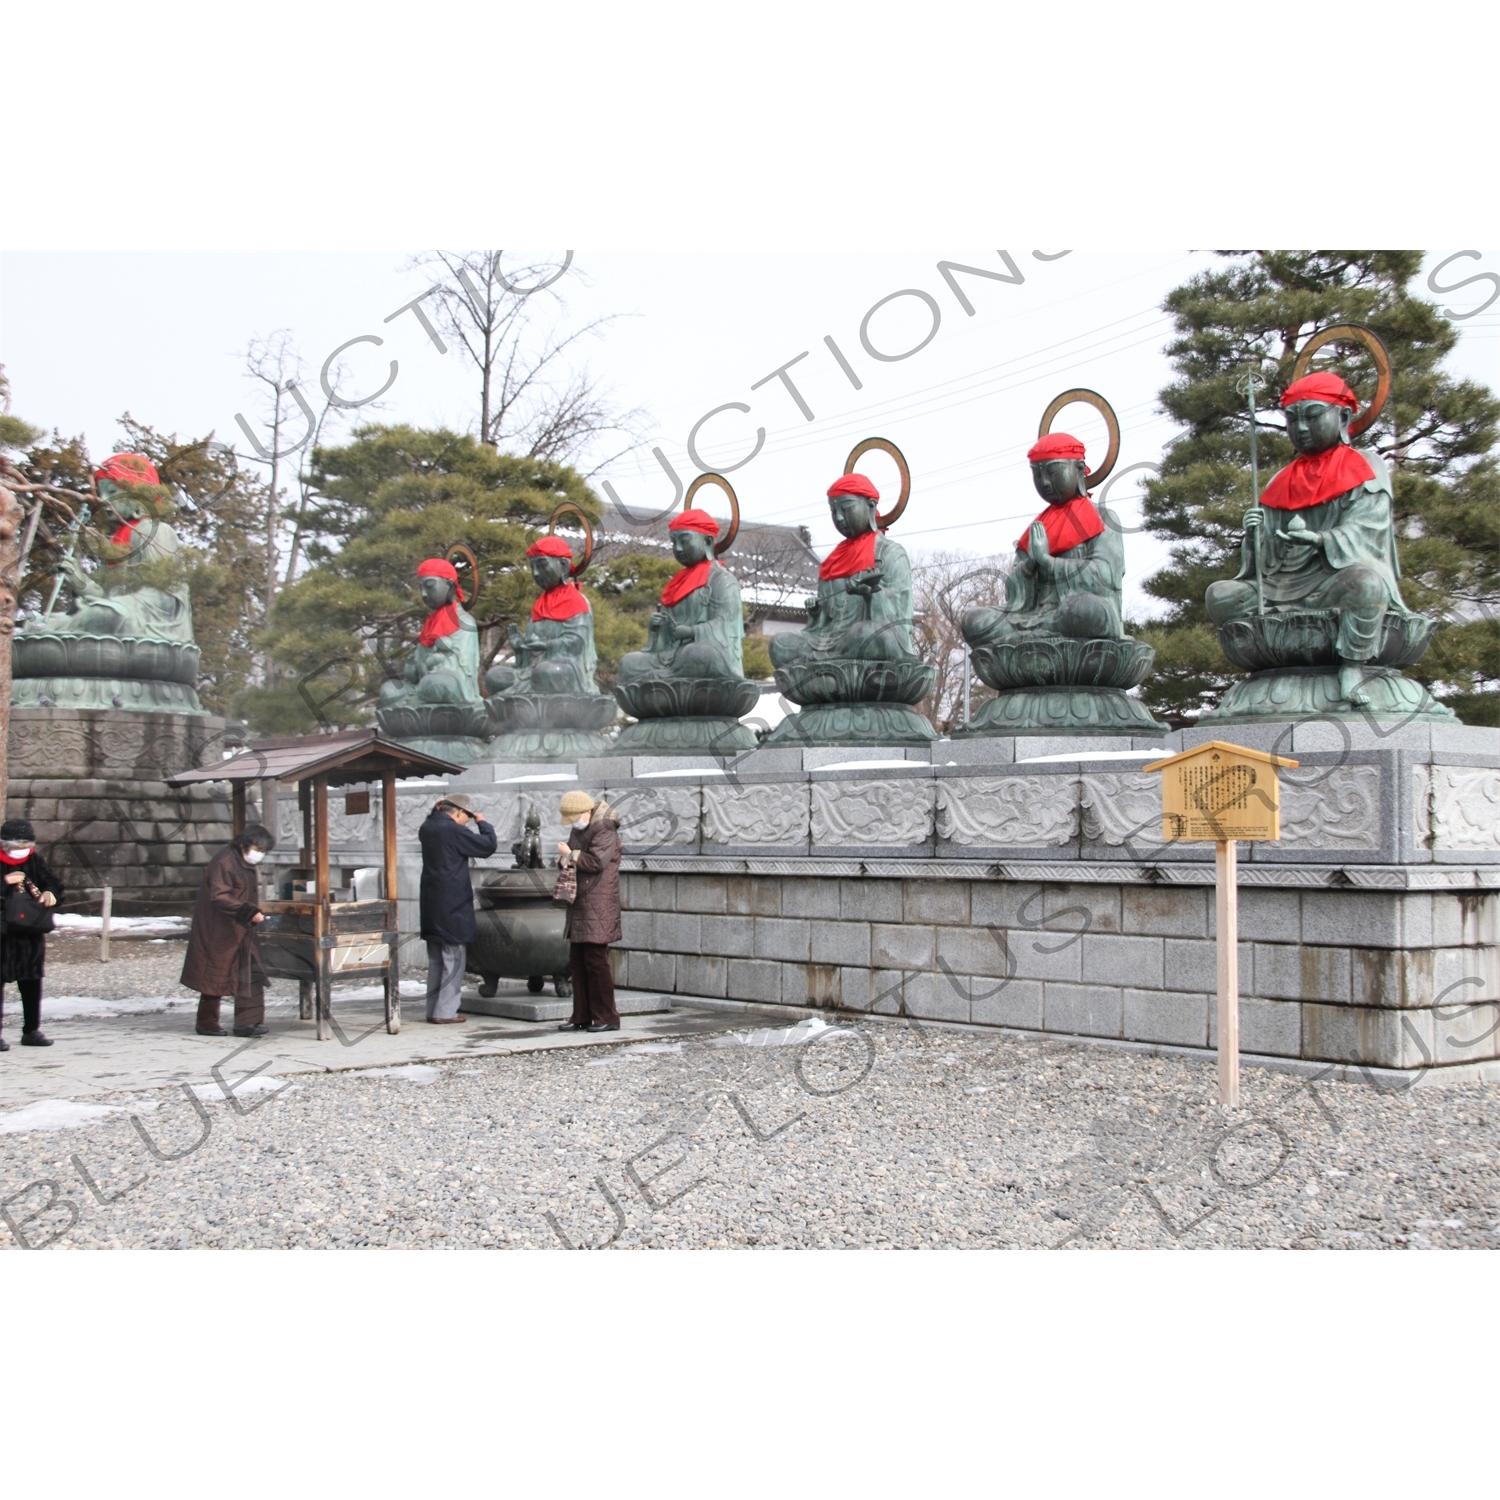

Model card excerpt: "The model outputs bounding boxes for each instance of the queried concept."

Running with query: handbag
[3,878,55,935]
[552,860,577,905]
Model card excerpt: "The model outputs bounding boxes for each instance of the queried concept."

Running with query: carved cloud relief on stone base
[936,776,1079,847]
[702,783,807,846]
[812,779,934,846]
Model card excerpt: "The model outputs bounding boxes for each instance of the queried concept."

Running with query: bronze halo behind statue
[954,387,1168,739]
[546,502,595,576]
[611,472,761,755]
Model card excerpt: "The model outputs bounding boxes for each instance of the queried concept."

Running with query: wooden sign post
[1144,741,1297,1106]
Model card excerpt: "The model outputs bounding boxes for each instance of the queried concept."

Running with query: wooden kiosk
[168,730,462,1040]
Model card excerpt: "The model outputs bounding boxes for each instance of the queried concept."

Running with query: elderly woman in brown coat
[555,791,622,1033]
[181,823,274,1038]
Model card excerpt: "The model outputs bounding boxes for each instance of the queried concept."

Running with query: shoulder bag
[4,878,56,935]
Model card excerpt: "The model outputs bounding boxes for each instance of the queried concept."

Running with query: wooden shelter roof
[166,729,463,789]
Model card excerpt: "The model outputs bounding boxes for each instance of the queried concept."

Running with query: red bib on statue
[1259,446,1375,511]
[820,531,878,580]
[531,583,591,622]
[660,561,713,606]
[1017,497,1105,554]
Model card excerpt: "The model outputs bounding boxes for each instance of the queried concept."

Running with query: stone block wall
[5,709,238,914]
[611,870,1499,1074]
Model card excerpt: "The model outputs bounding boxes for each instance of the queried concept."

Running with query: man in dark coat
[181,823,275,1037]
[0,817,64,1049]
[556,792,622,1033]
[418,793,497,1023]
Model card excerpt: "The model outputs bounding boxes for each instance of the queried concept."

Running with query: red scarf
[1259,445,1375,511]
[0,848,32,866]
[106,516,141,567]
[660,560,713,607]
[1017,496,1105,554]
[819,531,879,580]
[418,602,461,647]
[531,582,591,622]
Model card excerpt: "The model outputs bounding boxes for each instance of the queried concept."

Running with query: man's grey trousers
[425,941,466,1020]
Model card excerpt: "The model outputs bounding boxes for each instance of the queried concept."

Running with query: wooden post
[314,775,329,1041]
[299,779,312,866]
[231,781,247,838]
[99,885,112,964]
[1215,838,1240,1107]
[382,770,400,1035]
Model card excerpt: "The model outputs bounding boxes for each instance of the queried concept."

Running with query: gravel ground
[2,1008,1496,1250]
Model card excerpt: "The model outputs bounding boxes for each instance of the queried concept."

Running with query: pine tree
[1136,252,1500,724]
[247,424,670,733]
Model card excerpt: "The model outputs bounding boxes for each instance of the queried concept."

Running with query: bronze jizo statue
[482,509,616,761]
[614,475,759,754]
[958,391,1165,738]
[14,452,206,713]
[1201,325,1453,724]
[377,552,495,762]
[764,439,936,747]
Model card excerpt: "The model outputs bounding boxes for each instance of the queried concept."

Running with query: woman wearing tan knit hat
[556,791,622,1032]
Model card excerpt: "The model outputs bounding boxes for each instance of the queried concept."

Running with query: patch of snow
[809,758,915,773]
[353,1064,441,1085]
[190,1076,298,1102]
[625,1042,682,1056]
[636,767,726,778]
[40,993,200,1020]
[54,914,190,935]
[498,772,578,784]
[1016,750,1164,765]
[0,1098,154,1133]
[713,1015,853,1049]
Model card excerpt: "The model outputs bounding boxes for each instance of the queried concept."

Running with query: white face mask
[4,846,33,860]
[244,848,266,865]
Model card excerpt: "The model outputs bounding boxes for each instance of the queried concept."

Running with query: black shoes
[232,1024,270,1038]
[556,1022,587,1032]
[0,1036,9,1051]
[196,1026,229,1037]
[21,1030,53,1047]
[585,1023,621,1033]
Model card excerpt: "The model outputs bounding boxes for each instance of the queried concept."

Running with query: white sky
[2,249,1494,618]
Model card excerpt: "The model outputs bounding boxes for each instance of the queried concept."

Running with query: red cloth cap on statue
[1027,433,1089,467]
[827,473,880,502]
[527,535,575,559]
[1280,372,1359,411]
[415,558,461,645]
[669,508,722,536]
[94,453,160,489]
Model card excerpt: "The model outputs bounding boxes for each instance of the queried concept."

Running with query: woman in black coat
[0,817,63,1049]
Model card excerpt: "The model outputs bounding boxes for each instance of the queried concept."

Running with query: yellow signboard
[1143,740,1298,843]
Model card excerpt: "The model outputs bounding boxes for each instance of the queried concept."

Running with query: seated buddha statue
[26,453,193,645]
[376,557,493,760]
[954,419,1165,738]
[963,432,1125,647]
[14,452,205,712]
[613,503,758,754]
[763,462,936,747]
[488,535,600,697]
[476,531,616,762]
[1203,370,1443,719]
[770,473,918,670]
